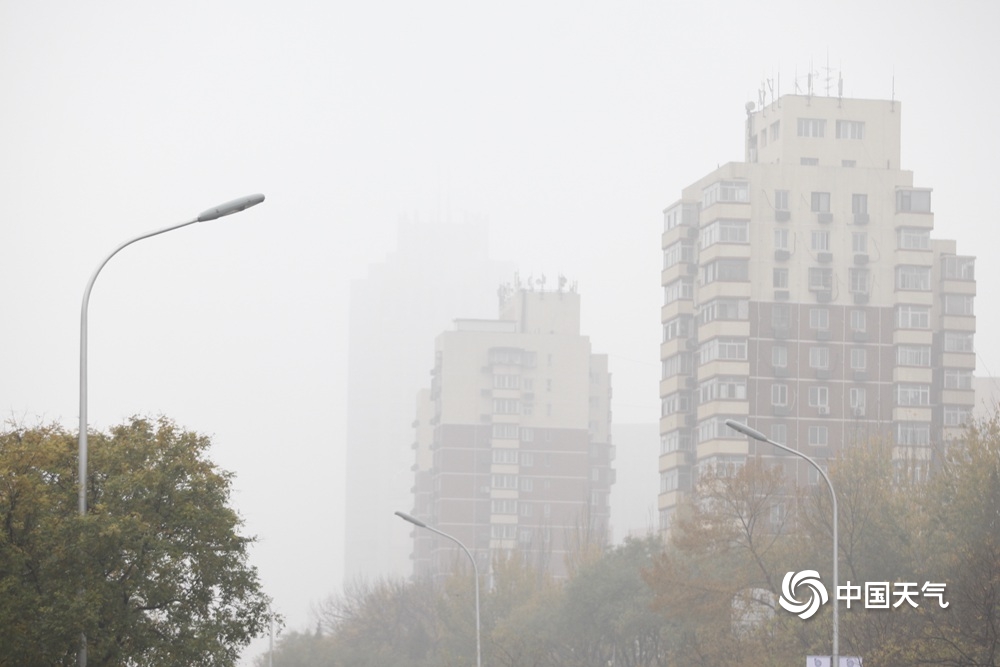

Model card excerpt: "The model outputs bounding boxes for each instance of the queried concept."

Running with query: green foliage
[0,417,273,666]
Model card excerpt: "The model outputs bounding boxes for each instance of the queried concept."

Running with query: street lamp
[725,419,838,666]
[395,511,481,667]
[77,194,265,666]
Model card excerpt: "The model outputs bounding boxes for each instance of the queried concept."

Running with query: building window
[661,392,692,416]
[702,180,749,207]
[519,477,534,492]
[661,352,694,378]
[897,384,931,406]
[663,315,693,342]
[811,230,830,251]
[850,348,867,370]
[774,228,789,250]
[810,192,831,213]
[771,423,787,445]
[699,338,748,364]
[897,227,930,250]
[849,268,870,294]
[520,452,534,467]
[944,370,973,390]
[944,332,974,353]
[702,259,749,284]
[492,474,517,489]
[896,422,930,446]
[663,240,695,269]
[660,431,692,454]
[850,388,866,412]
[797,118,826,137]
[491,524,517,540]
[772,384,788,406]
[809,308,829,330]
[852,231,868,254]
[896,266,931,291]
[801,157,819,166]
[492,449,518,465]
[664,277,694,304]
[771,120,781,140]
[944,295,974,316]
[698,376,747,402]
[489,348,535,367]
[701,219,750,247]
[493,374,521,389]
[492,423,519,439]
[772,345,788,368]
[897,345,931,367]
[942,256,975,281]
[700,299,749,323]
[808,386,829,407]
[850,309,866,332]
[697,417,744,443]
[773,268,789,289]
[896,305,930,329]
[808,426,829,445]
[491,499,518,514]
[944,406,972,427]
[808,267,833,291]
[836,120,865,139]
[809,347,830,370]
[852,194,868,215]
[773,189,790,212]
[772,303,791,329]
[493,399,520,415]
[896,189,932,213]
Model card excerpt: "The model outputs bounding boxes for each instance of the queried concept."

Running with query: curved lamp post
[77,194,265,666]
[725,418,838,666]
[395,511,481,667]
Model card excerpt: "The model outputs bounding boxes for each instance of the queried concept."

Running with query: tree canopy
[0,416,273,666]
[258,414,1000,666]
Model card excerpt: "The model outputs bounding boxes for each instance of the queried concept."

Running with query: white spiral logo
[779,570,829,620]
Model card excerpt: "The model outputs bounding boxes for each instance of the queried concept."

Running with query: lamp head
[395,510,426,528]
[725,419,768,443]
[197,193,265,222]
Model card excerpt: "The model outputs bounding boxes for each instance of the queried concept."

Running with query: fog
[1,1,998,663]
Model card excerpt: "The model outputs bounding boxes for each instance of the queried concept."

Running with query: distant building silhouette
[658,93,976,533]
[406,285,614,580]
[344,219,510,581]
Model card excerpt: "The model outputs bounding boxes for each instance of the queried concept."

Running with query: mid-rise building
[407,282,614,580]
[658,93,976,533]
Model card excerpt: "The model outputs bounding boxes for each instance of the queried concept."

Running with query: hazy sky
[2,1,997,662]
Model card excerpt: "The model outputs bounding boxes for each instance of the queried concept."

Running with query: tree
[556,536,670,667]
[0,417,273,666]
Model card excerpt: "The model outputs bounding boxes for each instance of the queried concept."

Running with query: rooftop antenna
[890,71,896,112]
[807,59,814,104]
[824,51,832,96]
[838,71,844,107]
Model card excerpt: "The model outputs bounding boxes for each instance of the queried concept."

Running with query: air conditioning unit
[817,212,833,224]
[775,210,791,222]
[818,406,830,416]
[852,407,866,418]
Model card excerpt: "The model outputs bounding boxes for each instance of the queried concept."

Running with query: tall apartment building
[407,283,614,581]
[658,93,976,533]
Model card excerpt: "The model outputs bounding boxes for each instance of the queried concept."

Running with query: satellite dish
[745,101,756,112]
